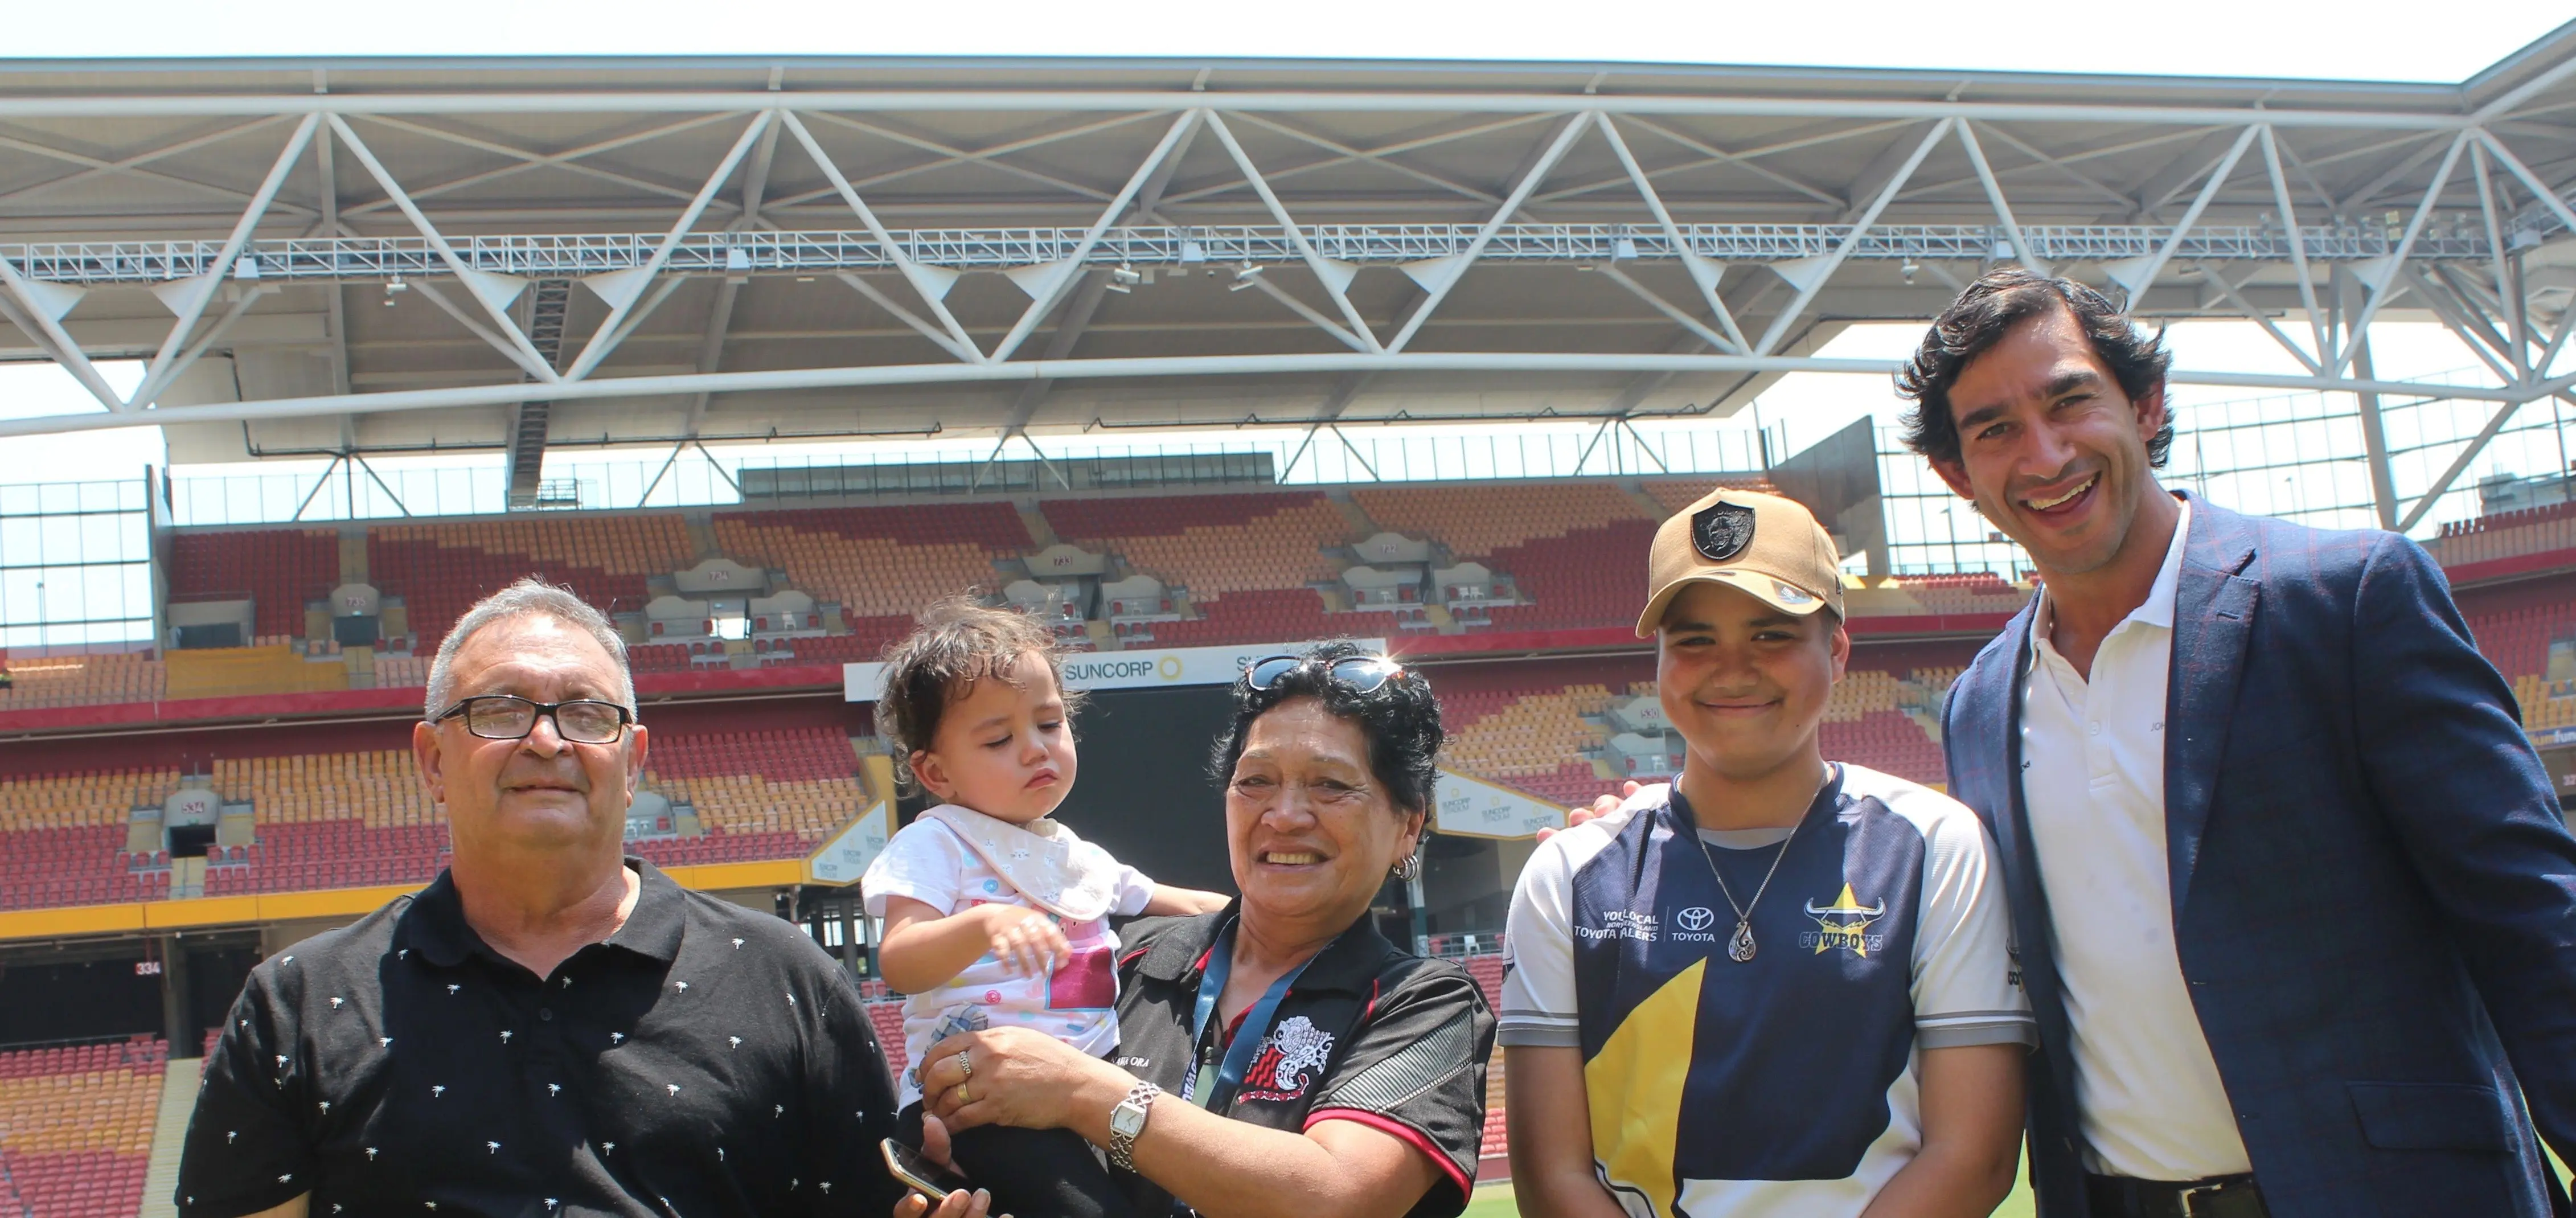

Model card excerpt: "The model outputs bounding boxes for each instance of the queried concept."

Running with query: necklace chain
[1689,766,1834,963]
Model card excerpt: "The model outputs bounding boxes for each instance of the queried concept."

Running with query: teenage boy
[1502,489,2031,1218]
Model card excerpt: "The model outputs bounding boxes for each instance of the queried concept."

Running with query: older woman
[899,642,1494,1218]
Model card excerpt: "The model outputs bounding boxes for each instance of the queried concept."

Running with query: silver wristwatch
[1107,1081,1161,1172]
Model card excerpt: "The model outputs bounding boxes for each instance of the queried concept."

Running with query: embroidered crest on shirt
[918,803,1123,922]
[1237,1015,1335,1103]
[1799,884,1889,957]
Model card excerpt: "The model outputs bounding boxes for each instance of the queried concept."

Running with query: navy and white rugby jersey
[1499,764,2032,1218]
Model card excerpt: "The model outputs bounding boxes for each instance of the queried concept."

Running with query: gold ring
[957,1051,973,1081]
[957,1082,971,1104]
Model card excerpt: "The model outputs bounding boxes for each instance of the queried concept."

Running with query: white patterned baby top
[861,804,1158,1108]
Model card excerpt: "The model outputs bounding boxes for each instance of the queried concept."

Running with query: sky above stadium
[6,2,2564,83]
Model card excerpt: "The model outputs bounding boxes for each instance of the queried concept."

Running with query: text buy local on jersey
[1500,765,2033,1218]
[843,641,1391,700]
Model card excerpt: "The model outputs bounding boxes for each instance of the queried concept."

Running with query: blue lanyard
[1184,919,1313,1110]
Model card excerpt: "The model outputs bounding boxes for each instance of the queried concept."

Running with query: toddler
[862,601,1226,1218]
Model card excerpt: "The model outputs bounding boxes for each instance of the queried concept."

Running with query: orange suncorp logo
[1800,884,1888,957]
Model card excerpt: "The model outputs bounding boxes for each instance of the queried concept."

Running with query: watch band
[1107,1081,1162,1172]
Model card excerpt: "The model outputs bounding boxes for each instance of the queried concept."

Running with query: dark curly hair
[1895,266,2174,469]
[877,598,1084,792]
[1208,641,1444,818]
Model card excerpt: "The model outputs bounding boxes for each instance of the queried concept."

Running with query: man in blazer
[1905,267,2576,1217]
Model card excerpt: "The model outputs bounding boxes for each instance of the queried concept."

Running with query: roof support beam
[339,113,744,217]
[0,256,122,412]
[1224,112,1503,205]
[1753,117,1951,356]
[130,113,318,411]
[1,349,2532,441]
[988,109,1198,364]
[326,113,559,383]
[0,91,2493,130]
[1386,113,1591,353]
[1598,113,1747,350]
[1158,113,1549,208]
[0,117,294,211]
[2475,129,2576,256]
[561,109,773,382]
[2256,125,2329,364]
[2191,260,2319,374]
[1204,110,1381,351]
[782,110,986,362]
[2329,129,2471,376]
[683,113,782,436]
[1955,121,2045,274]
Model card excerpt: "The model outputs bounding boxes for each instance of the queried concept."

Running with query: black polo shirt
[1106,909,1494,1218]
[178,859,901,1218]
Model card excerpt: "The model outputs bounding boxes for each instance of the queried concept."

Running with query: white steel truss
[0,49,2567,519]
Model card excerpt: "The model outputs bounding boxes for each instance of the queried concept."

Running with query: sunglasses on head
[1245,653,1406,694]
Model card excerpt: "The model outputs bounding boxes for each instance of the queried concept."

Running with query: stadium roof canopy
[0,26,2570,523]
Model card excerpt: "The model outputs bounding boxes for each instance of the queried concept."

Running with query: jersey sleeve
[177,962,315,1218]
[1496,833,1582,1048]
[1906,797,2036,1049]
[1303,962,1496,1218]
[860,819,967,918]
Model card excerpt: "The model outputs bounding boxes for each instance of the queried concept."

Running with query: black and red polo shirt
[1107,908,1495,1218]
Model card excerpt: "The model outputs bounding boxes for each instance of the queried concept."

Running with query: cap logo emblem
[1691,502,1756,562]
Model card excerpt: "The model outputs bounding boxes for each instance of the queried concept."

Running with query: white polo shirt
[2020,498,2253,1180]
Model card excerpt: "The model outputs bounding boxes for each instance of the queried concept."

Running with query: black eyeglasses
[432,695,634,744]
[1245,654,1406,694]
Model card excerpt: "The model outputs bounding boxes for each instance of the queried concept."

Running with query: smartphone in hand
[882,1138,974,1200]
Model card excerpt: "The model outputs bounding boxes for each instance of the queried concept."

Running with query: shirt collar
[399,856,686,970]
[1138,900,1401,995]
[2030,494,2193,658]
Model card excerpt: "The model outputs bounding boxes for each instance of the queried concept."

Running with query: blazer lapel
[1956,602,2087,1131]
[2165,495,2261,916]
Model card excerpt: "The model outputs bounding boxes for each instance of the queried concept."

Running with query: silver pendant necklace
[1690,768,1832,963]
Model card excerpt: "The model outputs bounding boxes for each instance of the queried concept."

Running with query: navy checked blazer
[1942,493,2576,1218]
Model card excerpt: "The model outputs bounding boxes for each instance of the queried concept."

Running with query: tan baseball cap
[1636,488,1845,636]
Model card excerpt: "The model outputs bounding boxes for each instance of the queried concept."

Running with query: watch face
[1111,1104,1146,1137]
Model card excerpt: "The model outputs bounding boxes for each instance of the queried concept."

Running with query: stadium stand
[0,723,873,912]
[1042,493,1351,600]
[1142,587,1342,648]
[0,768,176,911]
[0,1036,165,1218]
[2431,500,2576,568]
[1441,680,1625,808]
[370,517,689,651]
[164,528,340,640]
[713,502,1029,647]
[1356,483,1651,560]
[0,651,164,712]
[642,726,870,844]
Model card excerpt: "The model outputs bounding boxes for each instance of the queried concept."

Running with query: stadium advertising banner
[1434,768,1569,839]
[843,639,1390,702]
[806,802,892,886]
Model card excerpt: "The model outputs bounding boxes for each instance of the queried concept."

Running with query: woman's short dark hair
[1894,266,2175,469]
[1209,641,1444,818]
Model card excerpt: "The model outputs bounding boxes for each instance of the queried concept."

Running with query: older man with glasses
[175,577,904,1218]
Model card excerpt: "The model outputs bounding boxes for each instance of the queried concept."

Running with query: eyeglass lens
[460,696,627,743]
